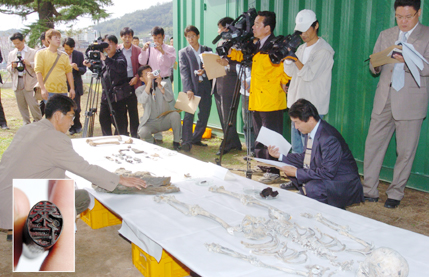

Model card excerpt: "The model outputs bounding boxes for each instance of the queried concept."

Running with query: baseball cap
[294,9,317,32]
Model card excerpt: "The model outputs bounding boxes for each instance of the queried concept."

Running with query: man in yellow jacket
[228,11,291,183]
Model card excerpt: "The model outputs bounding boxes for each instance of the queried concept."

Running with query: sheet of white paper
[253,157,296,168]
[206,162,236,181]
[255,126,291,156]
[174,91,201,114]
[398,42,429,87]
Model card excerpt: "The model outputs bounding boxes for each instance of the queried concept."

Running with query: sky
[0,0,172,31]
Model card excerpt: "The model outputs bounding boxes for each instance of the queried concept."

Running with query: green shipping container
[172,0,429,192]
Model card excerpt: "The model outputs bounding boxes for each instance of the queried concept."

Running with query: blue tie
[391,32,408,91]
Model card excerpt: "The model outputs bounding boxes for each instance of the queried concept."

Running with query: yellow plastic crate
[132,243,190,277]
[171,123,212,139]
[193,124,212,139]
[80,198,122,229]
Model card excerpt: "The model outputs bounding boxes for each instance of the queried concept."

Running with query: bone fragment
[88,141,120,146]
[86,135,122,143]
[154,195,239,235]
[124,138,133,144]
[205,243,327,276]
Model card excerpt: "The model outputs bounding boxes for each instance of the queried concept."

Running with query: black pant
[182,80,212,147]
[253,110,284,174]
[214,89,241,151]
[99,99,128,136]
[124,79,139,138]
[71,93,82,130]
[0,97,7,126]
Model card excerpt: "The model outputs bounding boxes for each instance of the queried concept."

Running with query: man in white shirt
[284,10,335,154]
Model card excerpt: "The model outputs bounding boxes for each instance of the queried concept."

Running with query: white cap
[294,9,317,32]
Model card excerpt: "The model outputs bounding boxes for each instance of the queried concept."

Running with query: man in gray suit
[179,25,213,152]
[364,0,429,208]
[0,94,146,230]
[135,65,181,150]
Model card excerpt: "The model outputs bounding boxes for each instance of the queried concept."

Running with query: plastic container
[80,199,122,229]
[131,243,190,277]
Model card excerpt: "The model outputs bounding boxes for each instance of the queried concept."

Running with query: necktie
[303,136,313,169]
[301,136,313,196]
[391,32,408,91]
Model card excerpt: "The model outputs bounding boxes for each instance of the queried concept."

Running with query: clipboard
[370,45,403,68]
[201,53,226,80]
[174,91,201,114]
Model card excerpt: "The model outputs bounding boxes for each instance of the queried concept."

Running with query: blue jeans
[43,93,68,103]
[291,114,324,154]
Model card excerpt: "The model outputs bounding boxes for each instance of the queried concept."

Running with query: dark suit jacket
[70,50,86,96]
[179,44,212,96]
[118,43,142,90]
[282,120,364,208]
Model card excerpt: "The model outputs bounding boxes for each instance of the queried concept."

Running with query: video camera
[265,31,302,64]
[85,38,109,73]
[213,8,257,63]
[15,52,25,73]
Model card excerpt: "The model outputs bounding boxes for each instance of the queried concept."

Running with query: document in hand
[255,126,292,156]
[174,92,201,114]
[253,157,296,169]
[370,45,402,68]
[401,42,429,87]
[201,53,227,80]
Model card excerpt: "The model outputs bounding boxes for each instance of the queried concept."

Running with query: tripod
[82,69,120,138]
[215,61,253,179]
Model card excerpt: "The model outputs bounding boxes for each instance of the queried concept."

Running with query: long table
[69,136,429,276]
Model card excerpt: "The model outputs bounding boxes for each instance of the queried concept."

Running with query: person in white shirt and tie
[363,0,429,209]
[268,99,364,209]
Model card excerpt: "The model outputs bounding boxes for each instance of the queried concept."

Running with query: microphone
[96,41,109,49]
[212,34,222,44]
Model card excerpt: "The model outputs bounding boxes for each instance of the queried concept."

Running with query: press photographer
[7,32,42,124]
[83,35,132,136]
[225,10,292,184]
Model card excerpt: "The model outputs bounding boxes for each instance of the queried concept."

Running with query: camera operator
[228,11,291,184]
[284,10,334,155]
[83,35,130,136]
[213,17,242,156]
[7,32,42,125]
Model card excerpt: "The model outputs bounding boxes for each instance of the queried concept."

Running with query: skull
[356,247,409,277]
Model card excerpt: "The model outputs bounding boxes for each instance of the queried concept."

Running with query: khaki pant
[15,78,42,124]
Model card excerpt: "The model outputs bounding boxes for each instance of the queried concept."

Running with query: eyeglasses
[186,35,197,39]
[65,112,75,121]
[395,11,418,21]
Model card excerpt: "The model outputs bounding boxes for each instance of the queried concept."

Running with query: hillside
[93,1,173,39]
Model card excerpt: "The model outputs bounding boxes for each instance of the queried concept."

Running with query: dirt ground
[1,87,428,276]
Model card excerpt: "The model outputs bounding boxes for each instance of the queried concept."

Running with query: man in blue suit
[268,99,364,208]
[63,38,86,135]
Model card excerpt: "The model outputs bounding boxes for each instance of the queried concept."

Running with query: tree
[0,0,112,47]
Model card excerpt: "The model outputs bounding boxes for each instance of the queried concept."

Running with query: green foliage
[0,0,113,47]
[93,2,173,39]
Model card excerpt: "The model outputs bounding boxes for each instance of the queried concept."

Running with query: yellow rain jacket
[229,48,291,111]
